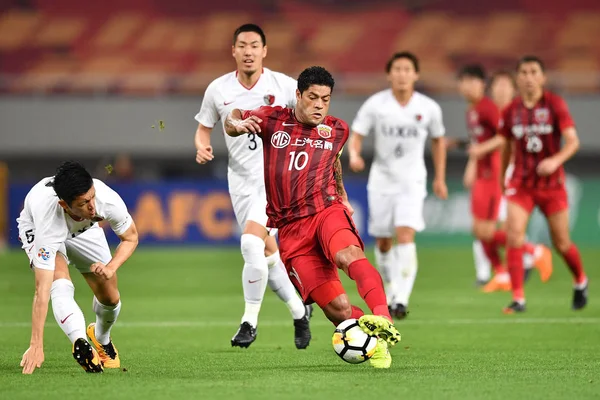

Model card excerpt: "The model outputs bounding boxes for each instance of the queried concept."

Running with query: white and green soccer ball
[332,319,378,364]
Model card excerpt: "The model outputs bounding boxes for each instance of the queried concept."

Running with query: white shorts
[22,225,112,274]
[367,190,426,237]
[230,186,277,236]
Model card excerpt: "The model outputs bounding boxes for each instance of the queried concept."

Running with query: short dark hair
[458,64,486,80]
[297,66,335,94]
[490,70,516,88]
[46,161,93,206]
[233,24,266,46]
[517,55,545,72]
[386,51,419,73]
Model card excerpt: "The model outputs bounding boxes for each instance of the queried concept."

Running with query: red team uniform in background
[499,91,571,215]
[241,106,365,307]
[468,97,502,220]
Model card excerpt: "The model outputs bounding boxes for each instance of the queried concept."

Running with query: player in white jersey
[17,162,138,374]
[194,24,310,348]
[348,52,448,319]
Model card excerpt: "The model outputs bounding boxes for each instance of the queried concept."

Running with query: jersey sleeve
[552,95,576,131]
[96,180,133,236]
[194,81,220,128]
[427,101,446,138]
[351,97,375,136]
[240,106,276,137]
[499,106,512,138]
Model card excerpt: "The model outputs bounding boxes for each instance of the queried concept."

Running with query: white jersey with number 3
[195,68,297,196]
[16,177,132,270]
[352,90,445,193]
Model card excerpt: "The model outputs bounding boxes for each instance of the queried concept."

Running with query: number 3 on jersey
[248,133,258,150]
[288,151,309,171]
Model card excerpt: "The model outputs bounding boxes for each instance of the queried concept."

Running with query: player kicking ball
[457,65,552,293]
[469,56,588,313]
[224,66,401,368]
[348,52,448,318]
[17,162,138,374]
[194,24,310,349]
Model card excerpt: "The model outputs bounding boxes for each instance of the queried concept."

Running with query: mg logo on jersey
[317,124,332,139]
[271,131,291,148]
[535,108,549,123]
[264,93,275,105]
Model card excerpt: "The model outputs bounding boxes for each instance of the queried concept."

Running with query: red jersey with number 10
[499,91,574,189]
[241,106,349,227]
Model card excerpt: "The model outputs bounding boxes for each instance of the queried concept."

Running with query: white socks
[390,243,418,306]
[266,251,306,320]
[473,240,492,282]
[374,247,393,304]
[240,234,269,327]
[50,279,86,344]
[92,296,121,345]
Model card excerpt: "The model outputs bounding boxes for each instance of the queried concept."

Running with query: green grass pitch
[1,246,599,399]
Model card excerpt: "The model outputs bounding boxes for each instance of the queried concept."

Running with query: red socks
[347,258,392,320]
[507,246,525,301]
[561,244,587,284]
[350,305,365,319]
[481,241,505,274]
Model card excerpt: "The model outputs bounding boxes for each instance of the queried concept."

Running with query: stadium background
[0,0,599,248]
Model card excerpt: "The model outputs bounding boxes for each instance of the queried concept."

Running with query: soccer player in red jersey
[469,56,588,313]
[458,65,552,293]
[224,66,401,368]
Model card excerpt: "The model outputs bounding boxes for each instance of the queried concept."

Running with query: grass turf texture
[1,247,599,400]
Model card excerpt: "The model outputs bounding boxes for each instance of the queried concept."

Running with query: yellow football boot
[358,315,401,346]
[87,323,120,368]
[369,338,392,369]
[72,338,103,373]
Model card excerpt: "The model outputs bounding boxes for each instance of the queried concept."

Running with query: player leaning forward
[348,52,448,318]
[18,162,137,374]
[224,66,401,368]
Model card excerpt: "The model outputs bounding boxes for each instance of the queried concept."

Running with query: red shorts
[278,203,364,306]
[471,179,503,221]
[505,185,568,216]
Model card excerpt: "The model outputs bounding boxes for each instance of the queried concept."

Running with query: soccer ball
[332,319,378,364]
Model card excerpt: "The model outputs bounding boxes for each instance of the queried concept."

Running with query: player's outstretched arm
[468,135,506,159]
[195,124,214,164]
[537,127,580,177]
[91,222,138,280]
[224,109,262,137]
[431,137,448,200]
[21,267,53,374]
[348,133,365,172]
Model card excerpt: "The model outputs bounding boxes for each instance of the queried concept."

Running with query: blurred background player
[17,161,138,374]
[469,56,589,313]
[224,66,401,369]
[348,52,448,319]
[194,24,311,348]
[457,65,552,293]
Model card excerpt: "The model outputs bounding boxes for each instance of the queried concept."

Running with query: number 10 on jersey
[288,151,309,171]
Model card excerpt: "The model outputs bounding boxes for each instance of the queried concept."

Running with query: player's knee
[473,222,494,242]
[335,246,365,270]
[552,237,572,254]
[506,225,525,247]
[323,297,352,324]
[376,238,393,253]
[240,233,266,257]
[395,227,415,244]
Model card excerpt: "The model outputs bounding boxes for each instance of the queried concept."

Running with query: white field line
[0,317,599,329]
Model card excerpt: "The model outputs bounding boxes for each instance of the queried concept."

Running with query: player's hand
[342,198,354,215]
[236,116,262,134]
[196,145,214,164]
[433,178,448,200]
[90,262,116,280]
[21,345,44,374]
[463,169,475,189]
[349,155,365,173]
[536,157,560,176]
[467,143,484,160]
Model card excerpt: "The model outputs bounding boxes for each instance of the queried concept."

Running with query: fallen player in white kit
[17,161,138,374]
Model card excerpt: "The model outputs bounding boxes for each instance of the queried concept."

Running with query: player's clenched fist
[235,116,262,134]
[21,345,44,374]
[91,262,115,280]
[196,145,214,164]
[349,155,365,173]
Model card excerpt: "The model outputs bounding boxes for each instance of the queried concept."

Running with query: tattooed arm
[334,156,354,215]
